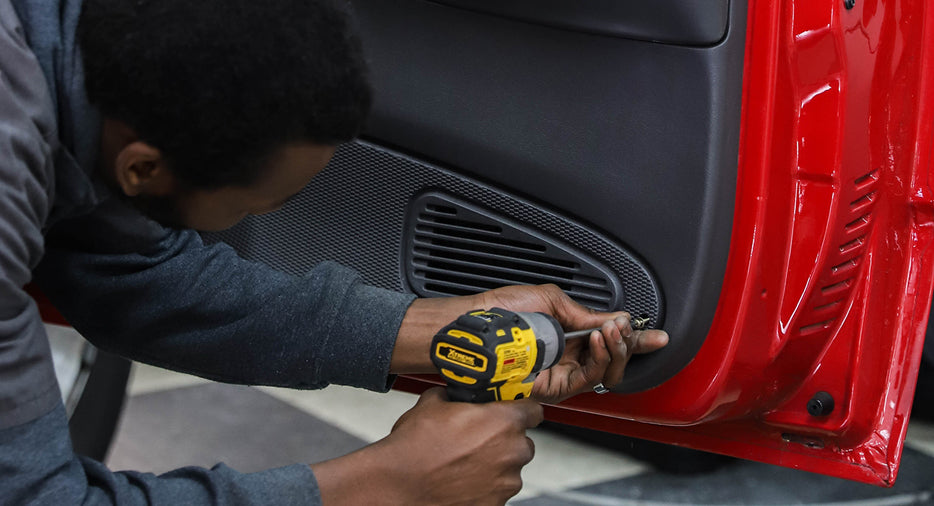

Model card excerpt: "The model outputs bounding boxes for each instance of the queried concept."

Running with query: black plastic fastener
[844,0,856,10]
[807,391,835,417]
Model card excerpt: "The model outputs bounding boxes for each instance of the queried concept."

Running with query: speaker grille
[205,140,663,325]
[406,193,623,311]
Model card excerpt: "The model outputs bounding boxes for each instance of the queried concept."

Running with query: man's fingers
[522,400,545,428]
[630,329,670,354]
[499,399,544,429]
[552,286,630,331]
[575,310,630,333]
[598,318,629,387]
[525,436,536,463]
[394,387,446,431]
[595,318,669,388]
[575,330,611,388]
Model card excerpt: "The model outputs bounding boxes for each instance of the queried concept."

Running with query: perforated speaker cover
[405,192,625,312]
[204,140,663,325]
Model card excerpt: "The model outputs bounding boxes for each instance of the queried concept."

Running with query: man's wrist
[389,293,487,374]
[310,440,406,506]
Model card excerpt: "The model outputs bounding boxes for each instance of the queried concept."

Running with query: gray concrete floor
[107,363,934,505]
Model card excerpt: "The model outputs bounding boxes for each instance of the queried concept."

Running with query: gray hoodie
[0,0,415,503]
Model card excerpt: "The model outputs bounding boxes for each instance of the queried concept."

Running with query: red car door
[207,0,934,486]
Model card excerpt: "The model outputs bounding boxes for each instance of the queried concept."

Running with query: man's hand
[393,283,668,403]
[479,284,669,404]
[311,387,542,506]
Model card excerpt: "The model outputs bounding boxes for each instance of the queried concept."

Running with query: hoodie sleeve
[1,404,324,505]
[0,0,66,432]
[35,196,416,392]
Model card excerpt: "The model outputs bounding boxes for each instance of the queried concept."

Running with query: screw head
[807,391,835,417]
[844,0,856,9]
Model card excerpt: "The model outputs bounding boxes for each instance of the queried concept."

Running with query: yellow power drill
[430,307,598,403]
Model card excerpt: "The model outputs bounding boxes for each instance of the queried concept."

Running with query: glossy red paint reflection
[398,0,934,486]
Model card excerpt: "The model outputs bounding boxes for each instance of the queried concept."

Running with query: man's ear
[113,142,176,197]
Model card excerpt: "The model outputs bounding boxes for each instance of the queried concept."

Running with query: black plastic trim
[427,0,730,46]
[350,0,747,392]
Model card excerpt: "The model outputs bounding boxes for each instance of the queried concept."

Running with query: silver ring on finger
[593,382,610,394]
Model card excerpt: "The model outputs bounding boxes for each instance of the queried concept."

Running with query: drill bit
[563,316,651,340]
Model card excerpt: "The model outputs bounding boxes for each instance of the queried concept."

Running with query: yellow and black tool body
[431,308,566,403]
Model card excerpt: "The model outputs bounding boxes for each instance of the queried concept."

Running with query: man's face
[140,143,337,232]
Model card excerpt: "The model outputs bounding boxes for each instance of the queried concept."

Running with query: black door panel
[208,0,748,392]
[427,0,730,45]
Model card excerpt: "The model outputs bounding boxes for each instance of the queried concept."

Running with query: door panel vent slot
[798,170,880,337]
[405,193,624,311]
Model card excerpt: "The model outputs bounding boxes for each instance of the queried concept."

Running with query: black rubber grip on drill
[449,387,497,403]
[455,312,489,332]
[533,339,547,372]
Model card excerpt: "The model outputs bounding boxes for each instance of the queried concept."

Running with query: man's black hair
[79,0,372,189]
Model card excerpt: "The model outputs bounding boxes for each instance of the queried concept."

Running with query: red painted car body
[398,0,934,486]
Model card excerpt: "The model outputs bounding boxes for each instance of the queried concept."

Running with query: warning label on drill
[499,347,529,374]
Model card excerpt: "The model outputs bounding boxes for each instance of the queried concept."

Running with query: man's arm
[0,0,62,432]
[30,204,600,506]
[31,200,665,506]
[35,199,415,392]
